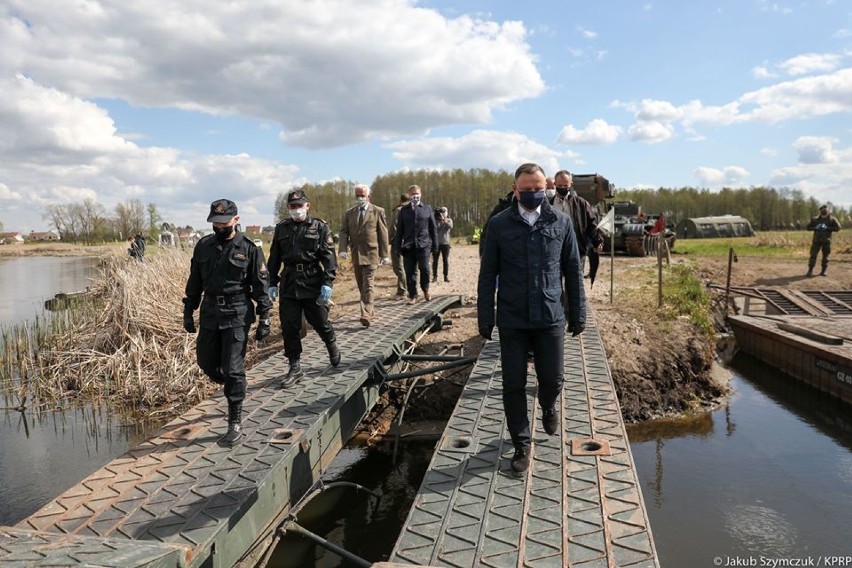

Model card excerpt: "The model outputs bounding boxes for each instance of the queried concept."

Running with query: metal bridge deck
[389,309,660,568]
[1,295,461,568]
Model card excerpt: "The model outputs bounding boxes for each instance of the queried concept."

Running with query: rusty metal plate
[390,309,660,567]
[10,295,462,568]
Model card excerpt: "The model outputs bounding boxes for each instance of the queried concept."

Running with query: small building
[675,215,755,239]
[245,225,262,235]
[28,230,60,241]
[0,232,24,245]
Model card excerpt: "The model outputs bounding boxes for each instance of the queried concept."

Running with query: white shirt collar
[519,204,541,226]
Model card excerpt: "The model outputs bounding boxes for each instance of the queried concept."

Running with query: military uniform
[806,206,842,276]
[183,199,272,446]
[267,190,340,383]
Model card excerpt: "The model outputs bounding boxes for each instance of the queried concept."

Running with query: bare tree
[115,199,147,239]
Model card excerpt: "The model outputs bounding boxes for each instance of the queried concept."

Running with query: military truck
[572,173,614,214]
[605,200,676,257]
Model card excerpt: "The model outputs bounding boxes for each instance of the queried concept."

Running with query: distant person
[479,189,515,257]
[388,193,410,297]
[338,184,390,327]
[545,176,556,204]
[477,162,586,474]
[552,170,603,271]
[127,237,140,261]
[431,207,453,283]
[133,233,146,260]
[182,199,272,447]
[392,184,437,304]
[267,190,341,386]
[806,204,841,277]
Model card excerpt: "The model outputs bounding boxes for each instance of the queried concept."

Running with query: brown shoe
[359,316,371,327]
[424,291,432,301]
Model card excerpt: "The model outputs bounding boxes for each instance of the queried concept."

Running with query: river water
[1,256,850,565]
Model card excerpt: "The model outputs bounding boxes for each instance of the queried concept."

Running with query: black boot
[327,342,341,367]
[820,268,827,276]
[280,359,304,388]
[807,267,814,277]
[219,402,243,447]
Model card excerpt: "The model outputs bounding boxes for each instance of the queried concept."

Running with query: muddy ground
[328,242,851,440]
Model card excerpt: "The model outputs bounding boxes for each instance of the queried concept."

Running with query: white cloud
[752,66,776,80]
[777,53,842,76]
[386,130,576,174]
[627,121,674,144]
[2,0,544,148]
[761,147,778,157]
[578,27,597,39]
[0,182,22,200]
[793,136,837,164]
[694,166,749,186]
[556,119,621,145]
[0,76,301,229]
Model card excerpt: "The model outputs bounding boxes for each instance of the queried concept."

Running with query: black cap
[207,199,238,223]
[820,204,829,210]
[288,189,308,205]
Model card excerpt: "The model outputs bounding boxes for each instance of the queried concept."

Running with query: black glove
[479,325,494,340]
[568,321,585,337]
[255,317,271,341]
[183,312,196,334]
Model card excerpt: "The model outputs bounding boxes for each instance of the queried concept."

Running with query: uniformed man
[182,199,272,447]
[267,189,341,386]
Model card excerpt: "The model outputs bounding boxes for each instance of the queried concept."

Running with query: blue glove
[320,285,332,301]
[268,286,278,301]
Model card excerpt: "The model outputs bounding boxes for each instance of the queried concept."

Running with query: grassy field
[672,229,852,258]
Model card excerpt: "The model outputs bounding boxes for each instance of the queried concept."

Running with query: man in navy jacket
[477,163,586,473]
[392,184,438,304]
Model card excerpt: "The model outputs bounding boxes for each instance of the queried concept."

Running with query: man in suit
[478,163,586,474]
[388,193,410,297]
[392,184,437,305]
[338,184,391,326]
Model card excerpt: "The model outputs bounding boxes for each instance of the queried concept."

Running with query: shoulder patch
[233,252,247,261]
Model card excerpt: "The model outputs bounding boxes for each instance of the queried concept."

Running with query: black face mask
[213,225,234,242]
[556,187,569,197]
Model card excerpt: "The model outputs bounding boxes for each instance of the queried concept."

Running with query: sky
[1,0,850,233]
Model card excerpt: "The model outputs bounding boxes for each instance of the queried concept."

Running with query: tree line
[276,169,850,237]
[43,199,162,244]
[37,170,849,243]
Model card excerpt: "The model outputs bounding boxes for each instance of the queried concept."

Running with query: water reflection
[0,405,164,526]
[629,353,852,566]
[0,256,99,325]
[267,440,436,567]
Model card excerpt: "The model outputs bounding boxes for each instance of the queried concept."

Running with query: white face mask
[355,196,367,208]
[289,207,307,222]
[410,195,421,205]
[545,189,556,199]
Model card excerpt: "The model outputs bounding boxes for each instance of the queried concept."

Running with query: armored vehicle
[606,201,676,257]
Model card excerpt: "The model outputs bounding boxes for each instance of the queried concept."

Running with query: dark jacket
[183,233,272,330]
[267,215,337,300]
[477,200,586,329]
[392,202,438,253]
[479,190,514,257]
[806,214,841,243]
[553,192,602,256]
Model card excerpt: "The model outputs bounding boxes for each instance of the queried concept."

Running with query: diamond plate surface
[0,527,189,568]
[391,308,660,568]
[6,296,461,568]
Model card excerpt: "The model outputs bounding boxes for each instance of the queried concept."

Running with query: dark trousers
[809,241,831,271]
[280,296,336,361]
[499,325,565,449]
[402,247,431,299]
[391,245,407,295]
[196,326,248,404]
[432,244,450,280]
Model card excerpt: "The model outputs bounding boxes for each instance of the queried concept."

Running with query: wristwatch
[260,319,271,326]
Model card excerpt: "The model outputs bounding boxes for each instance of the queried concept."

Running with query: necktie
[358,207,365,223]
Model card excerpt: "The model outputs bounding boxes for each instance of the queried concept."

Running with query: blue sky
[1,0,850,232]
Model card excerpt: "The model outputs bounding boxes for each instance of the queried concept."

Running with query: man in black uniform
[182,199,272,447]
[267,189,341,386]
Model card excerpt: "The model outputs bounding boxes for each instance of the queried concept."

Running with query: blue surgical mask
[518,190,545,211]
[355,196,367,208]
[410,195,421,206]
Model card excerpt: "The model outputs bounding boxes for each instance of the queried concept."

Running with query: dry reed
[0,248,284,416]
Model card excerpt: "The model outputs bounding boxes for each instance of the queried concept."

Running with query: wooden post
[725,247,734,316]
[657,236,663,308]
